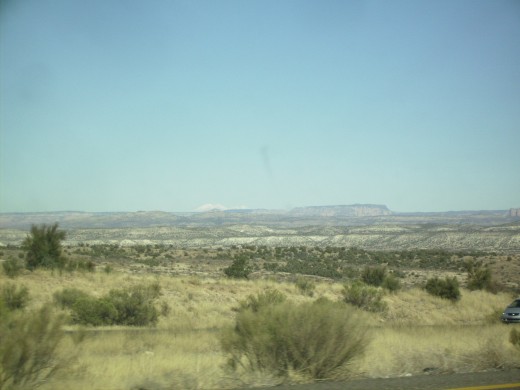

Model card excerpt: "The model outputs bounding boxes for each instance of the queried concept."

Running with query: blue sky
[1,0,519,213]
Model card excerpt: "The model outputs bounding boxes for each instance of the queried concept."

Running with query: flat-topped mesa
[289,204,392,217]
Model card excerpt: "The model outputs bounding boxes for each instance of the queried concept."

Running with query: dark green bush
[224,256,252,279]
[221,298,369,380]
[23,223,67,270]
[2,258,23,278]
[361,265,387,287]
[0,305,67,389]
[343,281,387,312]
[424,277,460,301]
[1,284,30,311]
[71,297,118,326]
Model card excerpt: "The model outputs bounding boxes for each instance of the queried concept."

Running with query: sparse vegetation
[0,230,518,389]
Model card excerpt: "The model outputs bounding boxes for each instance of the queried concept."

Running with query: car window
[509,300,520,308]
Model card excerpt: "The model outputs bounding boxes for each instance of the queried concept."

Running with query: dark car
[501,299,520,324]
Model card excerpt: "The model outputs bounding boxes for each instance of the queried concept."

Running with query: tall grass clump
[424,276,460,301]
[0,306,66,389]
[222,296,369,380]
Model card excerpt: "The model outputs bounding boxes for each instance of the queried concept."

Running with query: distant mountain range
[0,204,518,230]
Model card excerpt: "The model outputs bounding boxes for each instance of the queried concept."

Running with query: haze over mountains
[0,204,517,229]
[1,204,519,251]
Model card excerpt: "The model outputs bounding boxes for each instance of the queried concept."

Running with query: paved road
[239,369,520,390]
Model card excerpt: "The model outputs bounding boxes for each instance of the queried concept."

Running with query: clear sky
[1,0,519,213]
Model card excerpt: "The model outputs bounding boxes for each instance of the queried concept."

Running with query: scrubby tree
[23,223,66,270]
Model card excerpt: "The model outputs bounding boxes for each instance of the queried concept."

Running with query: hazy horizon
[0,203,516,215]
[1,1,519,214]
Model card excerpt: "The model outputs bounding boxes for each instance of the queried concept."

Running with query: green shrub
[57,283,161,327]
[224,256,252,279]
[424,276,460,301]
[221,298,369,380]
[295,277,316,296]
[106,284,160,326]
[361,265,387,287]
[53,288,91,309]
[71,297,118,326]
[2,258,23,278]
[1,284,30,311]
[0,305,66,389]
[343,281,387,312]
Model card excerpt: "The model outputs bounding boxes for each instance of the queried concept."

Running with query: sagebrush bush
[222,298,369,380]
[0,305,66,389]
[1,284,30,311]
[424,277,460,301]
[343,281,387,312]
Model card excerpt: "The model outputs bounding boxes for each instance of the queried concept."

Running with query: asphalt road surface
[240,369,520,390]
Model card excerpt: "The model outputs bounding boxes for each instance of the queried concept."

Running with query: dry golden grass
[1,268,518,389]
